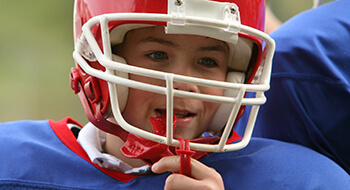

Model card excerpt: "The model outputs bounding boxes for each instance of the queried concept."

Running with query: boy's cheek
[129,73,165,86]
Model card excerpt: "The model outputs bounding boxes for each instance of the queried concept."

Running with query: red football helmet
[71,0,275,152]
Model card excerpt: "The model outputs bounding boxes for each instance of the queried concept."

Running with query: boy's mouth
[155,109,195,119]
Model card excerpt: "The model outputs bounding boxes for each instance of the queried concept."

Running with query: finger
[152,156,220,180]
[151,156,181,174]
[187,159,224,190]
[164,173,207,190]
[190,158,221,180]
[152,156,224,190]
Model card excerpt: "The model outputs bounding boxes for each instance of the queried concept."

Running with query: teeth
[156,109,193,119]
[174,111,188,119]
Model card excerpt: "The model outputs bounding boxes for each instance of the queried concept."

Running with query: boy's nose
[168,58,200,93]
[172,79,199,93]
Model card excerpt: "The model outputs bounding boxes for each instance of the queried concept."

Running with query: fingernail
[151,162,158,171]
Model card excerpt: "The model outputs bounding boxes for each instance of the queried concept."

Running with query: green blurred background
[0,0,331,124]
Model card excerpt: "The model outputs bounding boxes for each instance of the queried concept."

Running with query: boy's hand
[152,156,225,190]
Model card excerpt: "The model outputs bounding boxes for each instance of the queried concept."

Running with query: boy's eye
[198,58,218,67]
[147,51,168,61]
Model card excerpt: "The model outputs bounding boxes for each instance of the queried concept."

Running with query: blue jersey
[0,118,349,189]
[236,0,350,174]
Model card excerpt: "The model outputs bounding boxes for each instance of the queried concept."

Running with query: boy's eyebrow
[139,37,178,47]
[139,36,228,54]
[198,45,228,54]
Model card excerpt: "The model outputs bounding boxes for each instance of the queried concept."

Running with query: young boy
[0,0,349,189]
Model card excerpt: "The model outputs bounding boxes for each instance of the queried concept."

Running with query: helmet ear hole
[208,71,245,134]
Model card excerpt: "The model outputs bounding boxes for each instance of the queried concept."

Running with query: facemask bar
[313,0,323,8]
[73,6,275,153]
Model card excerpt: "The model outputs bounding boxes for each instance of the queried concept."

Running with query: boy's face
[116,26,229,140]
